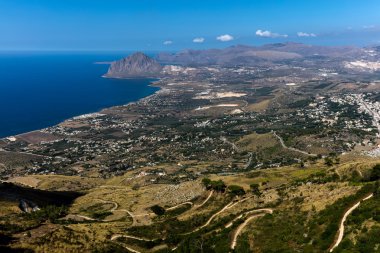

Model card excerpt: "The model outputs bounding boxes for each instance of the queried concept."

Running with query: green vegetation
[248,184,376,252]
[202,178,226,192]
[249,183,261,197]
[26,205,68,223]
[370,164,380,181]
[150,205,166,216]
[91,211,113,220]
[227,185,245,196]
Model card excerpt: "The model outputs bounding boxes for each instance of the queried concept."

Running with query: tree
[228,185,245,196]
[250,183,261,197]
[202,178,211,188]
[370,164,380,181]
[201,178,226,192]
[324,157,333,167]
[209,180,226,192]
[150,205,165,215]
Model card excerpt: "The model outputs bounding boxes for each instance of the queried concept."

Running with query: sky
[0,0,380,51]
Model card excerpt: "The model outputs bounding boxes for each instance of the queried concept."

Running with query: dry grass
[0,199,21,216]
[7,176,41,188]
[246,99,271,112]
[287,182,360,211]
[236,132,278,152]
[209,165,323,191]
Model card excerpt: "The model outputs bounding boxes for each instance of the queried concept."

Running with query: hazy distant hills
[156,42,366,66]
[104,43,378,78]
[105,52,163,78]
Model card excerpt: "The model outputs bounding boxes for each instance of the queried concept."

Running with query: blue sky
[0,0,380,51]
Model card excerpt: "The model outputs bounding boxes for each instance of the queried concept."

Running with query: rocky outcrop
[105,52,163,78]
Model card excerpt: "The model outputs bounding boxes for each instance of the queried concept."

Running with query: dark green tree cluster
[150,205,166,216]
[227,185,245,196]
[249,183,261,197]
[201,178,226,192]
[370,164,380,181]
[26,205,68,223]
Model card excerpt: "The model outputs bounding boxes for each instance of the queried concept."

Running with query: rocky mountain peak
[105,52,163,78]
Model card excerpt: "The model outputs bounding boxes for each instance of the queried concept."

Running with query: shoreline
[1,78,162,141]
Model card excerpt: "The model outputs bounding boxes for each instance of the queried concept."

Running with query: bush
[150,205,165,216]
[202,178,226,192]
[209,180,226,192]
[27,205,68,223]
[250,183,261,197]
[202,178,211,187]
[370,164,380,181]
[227,185,245,196]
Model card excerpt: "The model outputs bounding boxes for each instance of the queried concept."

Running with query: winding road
[109,193,273,252]
[329,193,374,252]
[111,234,155,242]
[272,131,317,157]
[230,208,273,250]
[184,196,254,235]
[194,190,214,209]
[166,201,193,211]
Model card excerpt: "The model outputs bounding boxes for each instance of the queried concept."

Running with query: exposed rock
[105,52,163,78]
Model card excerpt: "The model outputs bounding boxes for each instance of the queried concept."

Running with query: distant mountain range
[104,43,379,78]
[156,42,366,66]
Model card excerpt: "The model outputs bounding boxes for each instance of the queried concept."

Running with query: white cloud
[193,37,205,43]
[255,30,288,38]
[216,34,234,42]
[163,40,173,45]
[363,25,375,29]
[297,32,317,37]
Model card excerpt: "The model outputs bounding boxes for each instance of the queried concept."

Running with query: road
[220,137,239,152]
[0,148,52,159]
[225,208,273,229]
[166,201,193,211]
[111,234,155,242]
[194,191,213,209]
[243,152,254,170]
[230,208,273,250]
[329,193,374,252]
[184,196,254,234]
[272,131,317,157]
[183,201,235,235]
[359,96,380,136]
[96,199,118,212]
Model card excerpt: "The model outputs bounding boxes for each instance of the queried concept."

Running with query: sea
[0,52,159,138]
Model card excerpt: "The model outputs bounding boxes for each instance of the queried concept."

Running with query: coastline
[2,78,162,141]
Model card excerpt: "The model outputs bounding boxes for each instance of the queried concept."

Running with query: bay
[0,52,158,138]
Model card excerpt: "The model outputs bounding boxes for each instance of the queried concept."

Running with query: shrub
[370,164,380,181]
[150,205,165,216]
[227,185,245,196]
[250,183,261,197]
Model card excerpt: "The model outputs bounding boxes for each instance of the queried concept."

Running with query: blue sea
[0,52,159,138]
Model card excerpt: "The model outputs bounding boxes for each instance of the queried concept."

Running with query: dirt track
[329,193,374,252]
